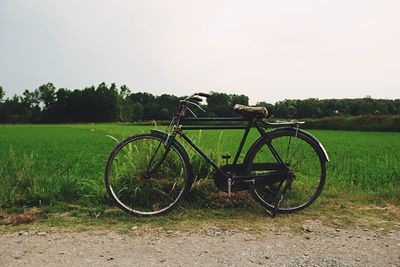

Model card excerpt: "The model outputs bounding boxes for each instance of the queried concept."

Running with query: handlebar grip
[196,92,211,98]
[192,96,203,102]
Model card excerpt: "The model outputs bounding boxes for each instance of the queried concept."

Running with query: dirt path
[1,224,399,267]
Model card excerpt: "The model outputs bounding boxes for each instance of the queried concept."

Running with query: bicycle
[104,92,329,217]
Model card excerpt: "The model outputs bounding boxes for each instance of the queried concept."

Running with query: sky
[0,0,399,104]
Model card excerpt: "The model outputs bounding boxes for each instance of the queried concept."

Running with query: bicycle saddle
[234,104,268,119]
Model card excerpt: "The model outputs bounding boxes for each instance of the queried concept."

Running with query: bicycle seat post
[221,153,232,198]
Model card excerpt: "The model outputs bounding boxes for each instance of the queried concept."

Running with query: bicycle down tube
[178,117,253,179]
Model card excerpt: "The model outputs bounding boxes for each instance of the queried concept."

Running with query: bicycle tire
[245,128,327,213]
[105,133,192,216]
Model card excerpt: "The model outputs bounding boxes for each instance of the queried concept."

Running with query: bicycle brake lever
[196,92,211,98]
[192,96,202,102]
[181,100,206,113]
[186,107,198,118]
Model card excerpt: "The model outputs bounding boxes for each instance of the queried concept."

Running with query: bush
[303,115,400,131]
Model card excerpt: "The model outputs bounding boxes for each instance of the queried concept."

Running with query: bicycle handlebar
[177,92,211,118]
[196,92,211,98]
[191,96,203,102]
[184,92,211,101]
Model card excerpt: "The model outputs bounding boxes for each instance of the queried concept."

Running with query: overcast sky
[0,0,399,103]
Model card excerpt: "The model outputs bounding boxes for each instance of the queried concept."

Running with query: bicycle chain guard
[212,164,248,192]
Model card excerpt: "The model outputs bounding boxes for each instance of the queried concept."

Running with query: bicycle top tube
[179,115,255,130]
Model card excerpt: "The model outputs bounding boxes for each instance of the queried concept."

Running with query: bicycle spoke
[105,134,189,215]
[248,129,326,213]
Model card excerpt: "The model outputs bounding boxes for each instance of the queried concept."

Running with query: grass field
[0,124,399,222]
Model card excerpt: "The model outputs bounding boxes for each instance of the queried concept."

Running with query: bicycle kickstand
[266,184,289,217]
[224,177,237,208]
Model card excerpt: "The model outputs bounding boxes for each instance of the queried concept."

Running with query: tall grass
[0,148,82,207]
[0,124,399,209]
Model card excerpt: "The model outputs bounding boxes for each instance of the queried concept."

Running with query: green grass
[0,124,399,216]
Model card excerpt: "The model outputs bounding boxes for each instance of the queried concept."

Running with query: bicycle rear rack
[262,119,305,127]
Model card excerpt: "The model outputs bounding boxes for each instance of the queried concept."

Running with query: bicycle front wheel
[105,133,192,216]
[245,129,327,213]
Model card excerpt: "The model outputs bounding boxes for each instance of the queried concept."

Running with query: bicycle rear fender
[294,128,329,161]
[245,127,329,162]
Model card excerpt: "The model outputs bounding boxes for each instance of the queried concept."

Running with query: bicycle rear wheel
[105,133,192,216]
[245,129,327,213]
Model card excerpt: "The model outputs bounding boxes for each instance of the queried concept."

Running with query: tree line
[0,83,399,123]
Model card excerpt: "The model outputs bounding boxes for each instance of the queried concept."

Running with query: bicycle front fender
[150,129,169,138]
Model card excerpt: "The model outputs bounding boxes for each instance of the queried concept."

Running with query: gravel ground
[1,224,399,267]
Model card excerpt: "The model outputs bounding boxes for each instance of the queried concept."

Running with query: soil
[1,221,399,266]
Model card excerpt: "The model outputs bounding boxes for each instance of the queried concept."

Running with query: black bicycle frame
[178,116,287,182]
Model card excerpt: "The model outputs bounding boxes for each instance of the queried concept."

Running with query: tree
[230,94,249,106]
[159,108,170,120]
[119,97,134,121]
[256,101,274,117]
[272,100,298,118]
[1,95,27,122]
[296,98,321,118]
[38,83,56,109]
[207,93,232,116]
[118,85,133,121]
[95,82,119,122]
[1,83,400,123]
[144,102,161,120]
[131,102,144,121]
[156,94,180,116]
[119,85,131,99]
[51,88,72,122]
[0,86,4,102]
[129,92,155,106]
[22,89,41,122]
